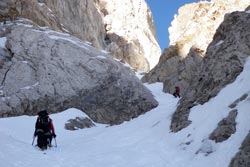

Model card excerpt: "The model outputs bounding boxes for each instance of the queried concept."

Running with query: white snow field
[0,58,250,167]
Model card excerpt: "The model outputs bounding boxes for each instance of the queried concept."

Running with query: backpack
[37,115,51,132]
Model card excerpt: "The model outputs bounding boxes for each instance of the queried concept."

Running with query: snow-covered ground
[0,58,250,167]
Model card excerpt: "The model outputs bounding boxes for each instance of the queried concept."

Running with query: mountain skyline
[146,0,203,52]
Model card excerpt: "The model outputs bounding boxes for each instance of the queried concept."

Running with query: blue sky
[145,0,201,52]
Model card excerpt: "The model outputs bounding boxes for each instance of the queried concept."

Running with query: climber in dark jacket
[34,110,56,150]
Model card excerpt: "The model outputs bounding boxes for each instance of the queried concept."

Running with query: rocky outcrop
[141,45,181,84]
[0,0,161,72]
[170,10,250,132]
[0,0,105,49]
[169,0,250,56]
[230,132,250,167]
[96,0,161,71]
[142,0,249,94]
[162,47,203,95]
[142,46,203,96]
[209,109,238,143]
[0,20,158,124]
[228,94,248,109]
[65,117,95,130]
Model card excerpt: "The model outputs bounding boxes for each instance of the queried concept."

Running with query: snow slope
[0,58,250,167]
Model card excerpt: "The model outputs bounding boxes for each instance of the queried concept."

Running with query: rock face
[97,0,161,71]
[0,21,158,124]
[0,0,105,49]
[142,0,249,94]
[65,117,95,130]
[0,0,161,72]
[209,109,238,143]
[229,132,250,167]
[228,94,248,109]
[142,46,203,96]
[170,10,250,132]
[169,0,250,56]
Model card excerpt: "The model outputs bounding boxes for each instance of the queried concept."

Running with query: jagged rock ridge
[142,0,249,95]
[171,10,250,132]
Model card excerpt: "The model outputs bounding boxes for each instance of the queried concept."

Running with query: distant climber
[173,86,180,98]
[33,110,56,150]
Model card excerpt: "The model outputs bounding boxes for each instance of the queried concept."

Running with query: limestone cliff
[170,10,250,132]
[142,1,250,165]
[169,0,249,56]
[96,0,161,71]
[142,0,249,95]
[0,0,105,49]
[0,0,161,72]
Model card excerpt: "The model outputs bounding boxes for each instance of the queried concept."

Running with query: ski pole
[32,136,36,146]
[54,137,57,147]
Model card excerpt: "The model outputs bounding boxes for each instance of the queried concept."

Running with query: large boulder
[65,117,95,130]
[0,21,158,124]
[209,109,238,143]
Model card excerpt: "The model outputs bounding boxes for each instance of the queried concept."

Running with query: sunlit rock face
[142,0,249,95]
[171,10,250,132]
[97,0,161,71]
[0,0,161,72]
[169,0,250,57]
